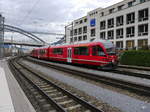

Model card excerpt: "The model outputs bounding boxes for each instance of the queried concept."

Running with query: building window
[126,40,135,49]
[100,32,105,39]
[116,41,123,49]
[74,29,77,35]
[80,20,83,24]
[75,22,78,25]
[109,8,115,14]
[118,5,124,11]
[70,30,73,36]
[78,28,82,35]
[83,35,87,40]
[108,30,114,39]
[128,1,133,7]
[74,37,77,42]
[140,0,146,3]
[138,8,149,22]
[108,18,114,28]
[100,21,106,30]
[84,18,87,22]
[138,39,148,48]
[70,38,73,43]
[138,24,148,36]
[101,12,104,16]
[78,36,82,41]
[91,29,96,37]
[116,15,124,26]
[116,28,123,39]
[83,26,87,33]
[126,27,135,38]
[127,12,135,24]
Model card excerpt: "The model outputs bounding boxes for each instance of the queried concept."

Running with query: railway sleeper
[45,89,58,94]
[48,92,63,97]
[54,96,71,102]
[58,100,74,105]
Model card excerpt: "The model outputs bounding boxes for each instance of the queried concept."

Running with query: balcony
[139,17,148,22]
[138,32,148,36]
[127,34,134,38]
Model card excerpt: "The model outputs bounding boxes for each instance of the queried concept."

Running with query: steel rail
[118,65,150,71]
[10,57,103,112]
[26,57,150,96]
[9,58,67,112]
[8,59,51,111]
[110,68,150,79]
[17,60,103,112]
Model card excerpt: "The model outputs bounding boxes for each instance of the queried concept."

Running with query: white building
[66,0,150,49]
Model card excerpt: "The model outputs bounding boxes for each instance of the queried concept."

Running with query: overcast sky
[0,0,122,43]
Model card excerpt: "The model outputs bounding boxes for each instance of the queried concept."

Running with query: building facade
[66,0,150,49]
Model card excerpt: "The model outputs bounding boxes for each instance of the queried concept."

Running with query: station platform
[0,58,36,112]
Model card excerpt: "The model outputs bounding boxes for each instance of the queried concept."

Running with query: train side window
[39,50,42,54]
[74,47,79,55]
[53,48,63,55]
[40,50,45,55]
[92,46,105,56]
[74,47,89,55]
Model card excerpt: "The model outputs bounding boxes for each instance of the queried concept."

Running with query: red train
[31,40,118,69]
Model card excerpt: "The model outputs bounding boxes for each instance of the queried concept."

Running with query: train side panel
[48,46,68,62]
[71,42,111,66]
[38,48,49,59]
[30,40,118,69]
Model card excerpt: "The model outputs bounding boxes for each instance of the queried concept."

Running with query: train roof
[32,39,114,50]
[33,45,49,50]
[51,39,113,48]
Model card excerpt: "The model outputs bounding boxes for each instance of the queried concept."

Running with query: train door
[67,48,72,63]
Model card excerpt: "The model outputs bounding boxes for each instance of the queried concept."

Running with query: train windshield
[103,42,116,55]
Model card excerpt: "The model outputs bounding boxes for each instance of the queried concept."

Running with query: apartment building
[66,0,150,49]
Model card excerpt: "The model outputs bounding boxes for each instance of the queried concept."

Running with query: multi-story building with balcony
[66,0,150,49]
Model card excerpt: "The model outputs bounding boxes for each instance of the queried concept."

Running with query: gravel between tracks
[19,59,121,112]
[21,59,150,112]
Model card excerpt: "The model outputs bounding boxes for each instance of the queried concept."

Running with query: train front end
[102,41,119,69]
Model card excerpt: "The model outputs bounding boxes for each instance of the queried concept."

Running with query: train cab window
[53,48,63,55]
[74,47,89,55]
[92,46,105,56]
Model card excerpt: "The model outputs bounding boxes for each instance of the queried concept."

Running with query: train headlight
[112,59,115,63]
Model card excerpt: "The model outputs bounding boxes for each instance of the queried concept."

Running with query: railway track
[118,65,150,72]
[25,57,150,97]
[110,68,150,80]
[8,57,103,112]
